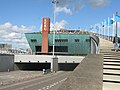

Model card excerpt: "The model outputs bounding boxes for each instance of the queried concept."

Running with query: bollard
[8,69,10,72]
[43,69,46,74]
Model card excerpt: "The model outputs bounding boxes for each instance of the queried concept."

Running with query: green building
[25,31,99,55]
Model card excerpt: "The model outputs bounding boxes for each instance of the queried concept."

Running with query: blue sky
[0,0,120,49]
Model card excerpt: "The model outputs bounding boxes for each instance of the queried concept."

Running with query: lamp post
[51,0,59,73]
[52,0,59,57]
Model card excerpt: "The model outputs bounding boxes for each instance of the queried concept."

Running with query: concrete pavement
[0,71,43,86]
[58,54,103,90]
[0,71,70,90]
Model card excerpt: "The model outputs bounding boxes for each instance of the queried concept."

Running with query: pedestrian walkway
[100,38,120,90]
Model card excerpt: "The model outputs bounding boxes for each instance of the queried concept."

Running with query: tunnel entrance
[58,63,79,71]
[14,63,51,71]
[14,63,79,71]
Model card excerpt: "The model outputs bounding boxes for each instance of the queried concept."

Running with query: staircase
[100,38,120,90]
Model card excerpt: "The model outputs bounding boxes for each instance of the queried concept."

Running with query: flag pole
[99,23,100,38]
[116,11,118,37]
[112,14,115,41]
[104,20,106,39]
[108,17,110,40]
[102,22,104,39]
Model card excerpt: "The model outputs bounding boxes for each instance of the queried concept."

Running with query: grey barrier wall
[58,54,103,90]
[0,54,14,72]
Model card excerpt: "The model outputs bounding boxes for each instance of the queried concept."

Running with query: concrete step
[104,65,120,68]
[104,57,120,60]
[103,69,120,74]
[103,73,120,76]
[104,57,120,59]
[103,52,120,54]
[101,50,120,52]
[104,54,120,56]
[104,62,120,65]
[100,51,113,52]
[103,75,120,82]
[103,54,120,56]
[103,82,120,90]
[104,59,120,62]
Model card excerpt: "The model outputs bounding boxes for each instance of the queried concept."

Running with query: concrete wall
[14,55,84,63]
[58,54,103,90]
[0,54,14,72]
[14,55,84,71]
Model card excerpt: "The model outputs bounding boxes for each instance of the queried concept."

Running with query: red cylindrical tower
[41,18,50,53]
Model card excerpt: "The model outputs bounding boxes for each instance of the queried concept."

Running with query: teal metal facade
[25,33,91,55]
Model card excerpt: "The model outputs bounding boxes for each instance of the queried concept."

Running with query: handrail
[90,34,99,46]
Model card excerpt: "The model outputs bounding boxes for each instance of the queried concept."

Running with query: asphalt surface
[0,71,71,90]
[0,71,43,86]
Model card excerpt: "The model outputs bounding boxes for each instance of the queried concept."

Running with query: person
[113,35,119,52]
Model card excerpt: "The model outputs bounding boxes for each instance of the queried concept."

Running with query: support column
[51,56,58,72]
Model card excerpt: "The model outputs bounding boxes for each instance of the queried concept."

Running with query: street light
[51,0,59,73]
[52,0,59,57]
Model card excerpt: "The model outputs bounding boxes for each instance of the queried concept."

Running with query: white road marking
[46,86,49,89]
[42,87,46,90]
[38,78,67,90]
[15,74,67,90]
[49,84,54,88]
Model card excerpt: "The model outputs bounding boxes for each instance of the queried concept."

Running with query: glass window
[31,39,37,42]
[75,39,79,42]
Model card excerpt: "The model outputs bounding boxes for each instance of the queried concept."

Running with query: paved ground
[0,70,44,86]
[0,71,70,90]
[100,38,120,90]
[58,54,103,90]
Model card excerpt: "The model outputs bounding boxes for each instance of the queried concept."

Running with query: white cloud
[50,20,68,31]
[72,0,84,12]
[2,32,16,39]
[88,0,111,8]
[54,0,84,15]
[55,7,72,15]
[40,20,68,31]
[54,0,111,15]
[0,22,36,49]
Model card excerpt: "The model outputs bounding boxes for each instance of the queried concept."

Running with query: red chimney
[41,18,50,53]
